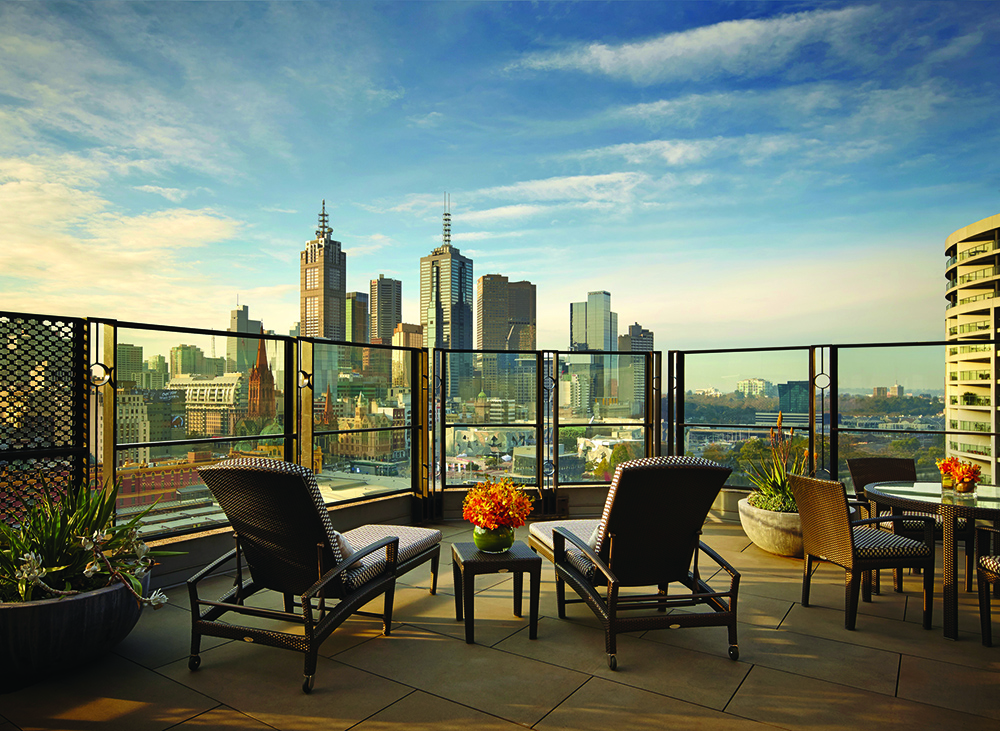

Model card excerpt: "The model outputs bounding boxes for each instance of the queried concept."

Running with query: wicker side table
[452,540,541,644]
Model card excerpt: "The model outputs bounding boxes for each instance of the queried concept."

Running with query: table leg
[453,559,463,621]
[943,508,958,640]
[529,565,540,640]
[464,569,476,644]
[513,571,523,617]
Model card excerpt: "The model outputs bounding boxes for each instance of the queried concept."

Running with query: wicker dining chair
[847,456,975,592]
[976,524,1000,646]
[528,456,740,669]
[188,458,442,693]
[789,473,935,630]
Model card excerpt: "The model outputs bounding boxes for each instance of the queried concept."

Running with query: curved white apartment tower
[945,213,1000,485]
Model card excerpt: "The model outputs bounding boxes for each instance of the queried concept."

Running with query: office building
[227,305,262,374]
[617,323,654,418]
[420,203,473,351]
[170,344,224,378]
[370,274,402,342]
[116,343,144,387]
[300,201,347,341]
[945,212,1000,484]
[391,323,423,386]
[778,381,810,414]
[569,291,618,352]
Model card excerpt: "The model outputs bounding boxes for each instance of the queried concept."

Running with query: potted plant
[737,414,810,557]
[462,477,534,553]
[936,456,981,493]
[1,478,174,693]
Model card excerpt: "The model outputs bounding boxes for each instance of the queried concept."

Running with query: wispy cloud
[507,6,880,84]
[134,185,189,202]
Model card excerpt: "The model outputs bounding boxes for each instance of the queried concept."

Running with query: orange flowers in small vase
[936,457,981,493]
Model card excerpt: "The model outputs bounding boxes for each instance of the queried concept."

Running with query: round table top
[865,480,1000,517]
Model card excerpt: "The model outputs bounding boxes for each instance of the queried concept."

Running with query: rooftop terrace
[3,519,998,731]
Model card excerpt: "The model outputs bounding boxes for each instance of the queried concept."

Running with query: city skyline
[3,2,999,350]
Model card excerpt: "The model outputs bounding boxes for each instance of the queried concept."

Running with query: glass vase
[472,525,515,553]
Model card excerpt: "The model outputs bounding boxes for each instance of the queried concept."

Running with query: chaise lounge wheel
[188,655,201,671]
[302,674,315,693]
[607,654,617,671]
[728,645,739,661]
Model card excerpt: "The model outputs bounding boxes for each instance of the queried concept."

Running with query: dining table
[865,480,1000,640]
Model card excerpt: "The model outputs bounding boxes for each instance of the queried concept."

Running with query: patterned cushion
[341,524,442,590]
[877,512,968,533]
[980,554,1000,577]
[852,526,932,559]
[529,520,601,581]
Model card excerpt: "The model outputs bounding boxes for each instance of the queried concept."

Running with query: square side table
[451,540,541,644]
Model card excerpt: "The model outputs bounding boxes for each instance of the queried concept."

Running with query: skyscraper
[370,274,402,342]
[345,292,369,344]
[116,343,144,386]
[568,291,618,351]
[420,200,473,351]
[476,274,510,351]
[227,304,262,374]
[618,323,653,418]
[507,280,537,351]
[300,201,347,341]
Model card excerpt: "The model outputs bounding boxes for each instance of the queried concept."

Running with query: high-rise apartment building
[420,203,473,351]
[370,274,402,342]
[227,305,262,374]
[507,280,536,350]
[736,378,772,397]
[300,201,346,341]
[617,323,653,418]
[568,291,618,352]
[945,213,1000,485]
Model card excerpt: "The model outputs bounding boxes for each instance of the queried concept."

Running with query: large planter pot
[738,497,803,558]
[0,577,147,694]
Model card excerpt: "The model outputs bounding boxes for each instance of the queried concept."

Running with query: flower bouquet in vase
[461,477,534,553]
[936,457,981,494]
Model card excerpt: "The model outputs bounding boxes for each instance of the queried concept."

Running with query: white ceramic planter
[737,497,803,558]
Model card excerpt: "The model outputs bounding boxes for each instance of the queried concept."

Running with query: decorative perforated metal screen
[0,312,89,522]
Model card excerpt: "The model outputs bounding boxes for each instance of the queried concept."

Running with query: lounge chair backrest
[198,458,346,596]
[593,456,732,586]
[846,457,916,500]
[788,473,855,569]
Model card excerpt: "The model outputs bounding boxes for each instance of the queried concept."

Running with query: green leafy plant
[0,478,179,605]
[741,413,810,513]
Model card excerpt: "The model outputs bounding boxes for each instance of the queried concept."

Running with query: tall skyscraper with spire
[370,274,402,342]
[300,201,347,341]
[420,195,473,350]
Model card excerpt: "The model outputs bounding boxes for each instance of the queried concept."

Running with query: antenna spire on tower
[316,199,331,239]
[442,192,451,246]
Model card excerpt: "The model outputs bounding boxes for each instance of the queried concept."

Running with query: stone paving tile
[897,653,1000,720]
[334,624,589,727]
[0,653,216,731]
[157,639,411,731]
[174,706,276,729]
[114,602,229,670]
[350,690,527,731]
[536,676,772,731]
[644,621,900,695]
[497,614,749,710]
[727,665,1000,731]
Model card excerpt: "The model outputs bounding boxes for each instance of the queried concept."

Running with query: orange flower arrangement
[461,477,534,530]
[936,457,981,484]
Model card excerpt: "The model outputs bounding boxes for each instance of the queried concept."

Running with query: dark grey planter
[0,577,146,693]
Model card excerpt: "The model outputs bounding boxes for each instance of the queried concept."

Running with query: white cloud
[508,6,879,84]
[476,173,649,204]
[455,204,548,225]
[408,111,445,128]
[135,185,189,202]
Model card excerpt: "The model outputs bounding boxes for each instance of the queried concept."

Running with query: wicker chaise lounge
[188,458,441,692]
[528,456,740,669]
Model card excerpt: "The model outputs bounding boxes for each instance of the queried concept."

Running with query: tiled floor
[3,520,1000,730]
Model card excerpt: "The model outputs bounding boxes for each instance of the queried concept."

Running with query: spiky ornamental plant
[742,413,810,513]
[0,477,180,605]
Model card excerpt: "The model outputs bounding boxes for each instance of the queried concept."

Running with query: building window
[305,267,319,290]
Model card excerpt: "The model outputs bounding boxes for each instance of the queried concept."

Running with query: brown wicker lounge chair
[789,473,935,630]
[528,456,740,669]
[847,457,974,592]
[188,458,441,692]
[976,524,1000,646]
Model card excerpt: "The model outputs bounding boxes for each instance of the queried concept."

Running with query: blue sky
[2,1,999,354]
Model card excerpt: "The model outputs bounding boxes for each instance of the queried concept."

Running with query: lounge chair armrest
[552,527,618,586]
[302,536,399,601]
[697,540,739,581]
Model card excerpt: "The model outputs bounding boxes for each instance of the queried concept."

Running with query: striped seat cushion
[852,526,932,559]
[341,525,442,590]
[529,519,601,581]
[980,554,1000,577]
